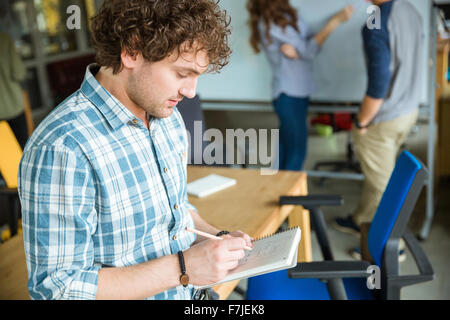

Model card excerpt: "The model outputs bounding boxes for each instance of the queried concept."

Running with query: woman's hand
[280,43,300,59]
[315,5,355,46]
[334,5,355,24]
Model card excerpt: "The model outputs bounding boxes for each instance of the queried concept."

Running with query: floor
[203,110,450,300]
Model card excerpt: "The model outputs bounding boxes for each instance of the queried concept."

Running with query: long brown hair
[247,0,299,53]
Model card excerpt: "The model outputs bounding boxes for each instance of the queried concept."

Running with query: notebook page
[195,227,301,289]
[229,227,301,275]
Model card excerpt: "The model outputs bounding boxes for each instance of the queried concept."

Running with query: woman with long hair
[247,0,353,170]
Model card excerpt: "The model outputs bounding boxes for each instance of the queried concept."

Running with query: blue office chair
[247,150,434,300]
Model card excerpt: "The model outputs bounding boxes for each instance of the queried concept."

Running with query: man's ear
[121,49,141,70]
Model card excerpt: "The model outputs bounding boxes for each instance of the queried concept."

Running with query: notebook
[187,174,237,198]
[195,227,302,289]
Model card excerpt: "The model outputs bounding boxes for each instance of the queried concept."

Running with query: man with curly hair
[18,0,252,300]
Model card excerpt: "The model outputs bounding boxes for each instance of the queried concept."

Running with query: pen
[186,227,252,251]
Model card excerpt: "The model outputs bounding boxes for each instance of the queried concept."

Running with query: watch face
[180,274,189,286]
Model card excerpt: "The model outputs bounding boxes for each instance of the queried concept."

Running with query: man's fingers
[230,230,254,248]
[242,234,254,247]
[226,248,245,262]
[222,237,247,250]
[224,259,240,271]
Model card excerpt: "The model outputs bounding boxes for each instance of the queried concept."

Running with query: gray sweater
[370,0,425,124]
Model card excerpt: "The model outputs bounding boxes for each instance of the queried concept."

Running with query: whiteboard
[197,0,430,104]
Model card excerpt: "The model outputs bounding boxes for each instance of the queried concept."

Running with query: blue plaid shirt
[18,64,197,300]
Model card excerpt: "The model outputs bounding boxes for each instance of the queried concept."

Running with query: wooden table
[0,233,28,299]
[187,166,310,299]
[0,167,310,300]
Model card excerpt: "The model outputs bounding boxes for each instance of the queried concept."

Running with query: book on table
[187,174,236,198]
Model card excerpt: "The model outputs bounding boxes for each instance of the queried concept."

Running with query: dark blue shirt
[362,0,394,99]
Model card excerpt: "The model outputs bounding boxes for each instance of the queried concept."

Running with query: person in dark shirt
[333,0,424,262]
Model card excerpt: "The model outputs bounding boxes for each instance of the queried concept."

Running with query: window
[0,0,35,60]
[0,0,98,113]
[34,0,79,56]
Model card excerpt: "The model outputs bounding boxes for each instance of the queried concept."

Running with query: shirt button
[131,119,139,125]
[164,167,168,173]
[174,204,179,210]
[173,235,177,240]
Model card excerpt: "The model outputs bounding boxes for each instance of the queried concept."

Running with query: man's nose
[180,78,198,99]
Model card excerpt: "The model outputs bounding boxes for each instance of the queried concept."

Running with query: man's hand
[223,230,254,250]
[355,95,385,135]
[184,237,247,286]
[354,114,370,135]
[354,124,368,135]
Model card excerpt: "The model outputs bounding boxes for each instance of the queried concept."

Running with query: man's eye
[177,72,188,78]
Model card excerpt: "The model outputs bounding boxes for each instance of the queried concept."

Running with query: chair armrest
[280,195,343,261]
[403,229,434,277]
[388,229,434,287]
[280,195,344,208]
[288,260,372,279]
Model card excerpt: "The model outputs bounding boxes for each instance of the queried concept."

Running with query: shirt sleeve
[362,27,392,99]
[184,193,198,213]
[18,144,101,300]
[268,23,320,61]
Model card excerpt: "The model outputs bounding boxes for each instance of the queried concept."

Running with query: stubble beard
[126,71,173,119]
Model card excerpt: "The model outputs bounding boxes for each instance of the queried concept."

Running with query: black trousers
[4,111,28,150]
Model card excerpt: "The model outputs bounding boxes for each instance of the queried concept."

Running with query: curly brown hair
[247,0,299,54]
[90,0,232,74]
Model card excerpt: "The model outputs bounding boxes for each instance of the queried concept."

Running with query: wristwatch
[216,230,230,237]
[177,251,189,287]
[353,117,369,129]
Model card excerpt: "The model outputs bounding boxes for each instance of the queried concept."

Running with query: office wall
[197,0,430,104]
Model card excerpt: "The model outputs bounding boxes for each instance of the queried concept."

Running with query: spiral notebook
[195,227,301,289]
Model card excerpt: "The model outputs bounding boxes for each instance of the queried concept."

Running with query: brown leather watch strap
[177,251,189,287]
